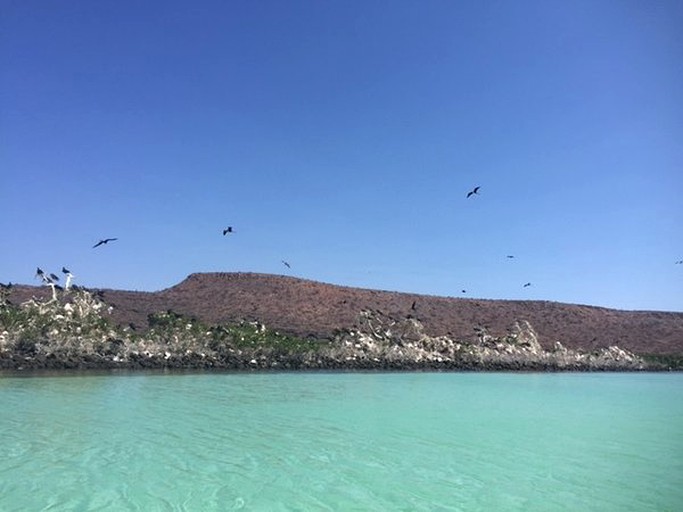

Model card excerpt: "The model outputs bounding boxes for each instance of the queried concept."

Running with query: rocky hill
[7,272,683,356]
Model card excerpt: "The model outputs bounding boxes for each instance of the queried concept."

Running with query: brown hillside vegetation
[8,272,683,355]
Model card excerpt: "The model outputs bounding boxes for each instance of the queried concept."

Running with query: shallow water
[0,371,681,511]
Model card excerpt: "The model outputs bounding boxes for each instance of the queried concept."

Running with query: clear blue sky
[1,0,681,312]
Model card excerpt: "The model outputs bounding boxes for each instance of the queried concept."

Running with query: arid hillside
[8,272,683,355]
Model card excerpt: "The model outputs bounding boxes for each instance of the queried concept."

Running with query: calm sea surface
[0,371,681,511]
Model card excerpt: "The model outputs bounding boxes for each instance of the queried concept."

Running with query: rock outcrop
[320,310,647,371]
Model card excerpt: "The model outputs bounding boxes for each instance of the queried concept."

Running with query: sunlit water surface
[0,372,681,511]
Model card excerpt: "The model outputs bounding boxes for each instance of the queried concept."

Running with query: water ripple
[1,372,681,511]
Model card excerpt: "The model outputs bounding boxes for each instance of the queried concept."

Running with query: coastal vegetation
[1,285,676,371]
[0,286,325,370]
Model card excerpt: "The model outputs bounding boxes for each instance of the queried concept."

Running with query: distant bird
[93,238,117,248]
[506,255,515,259]
[676,260,683,265]
[461,289,467,294]
[282,260,291,269]
[411,300,417,311]
[523,282,532,288]
[49,273,60,282]
[223,227,233,235]
[36,267,45,279]
[466,186,480,198]
[62,266,71,275]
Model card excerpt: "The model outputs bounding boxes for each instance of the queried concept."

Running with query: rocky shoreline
[0,353,657,372]
[1,288,673,372]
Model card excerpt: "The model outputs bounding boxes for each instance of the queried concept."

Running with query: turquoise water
[0,372,681,511]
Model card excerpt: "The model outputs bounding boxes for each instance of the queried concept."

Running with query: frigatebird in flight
[223,227,233,235]
[93,238,117,248]
[282,260,291,268]
[506,255,515,259]
[676,260,683,265]
[523,282,532,288]
[49,273,60,282]
[466,186,480,198]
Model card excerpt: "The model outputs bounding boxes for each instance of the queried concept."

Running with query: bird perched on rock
[223,227,233,235]
[34,268,59,300]
[93,238,117,248]
[466,186,480,198]
[35,268,54,284]
[62,267,75,290]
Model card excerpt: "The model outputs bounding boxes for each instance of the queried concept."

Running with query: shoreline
[1,351,677,373]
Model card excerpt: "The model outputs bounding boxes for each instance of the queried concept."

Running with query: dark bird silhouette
[523,282,532,287]
[36,267,44,278]
[49,273,60,282]
[62,266,71,274]
[223,227,233,235]
[282,260,291,269]
[466,186,480,198]
[461,289,467,294]
[506,255,515,259]
[676,260,683,265]
[411,300,417,311]
[93,238,117,248]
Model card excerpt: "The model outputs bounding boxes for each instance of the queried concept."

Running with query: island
[1,273,681,371]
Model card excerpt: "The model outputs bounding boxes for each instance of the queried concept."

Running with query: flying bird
[93,238,117,248]
[223,227,233,235]
[523,282,532,288]
[49,273,60,282]
[676,260,683,265]
[62,266,71,275]
[506,255,515,259]
[36,267,44,278]
[466,186,480,198]
[282,260,291,268]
